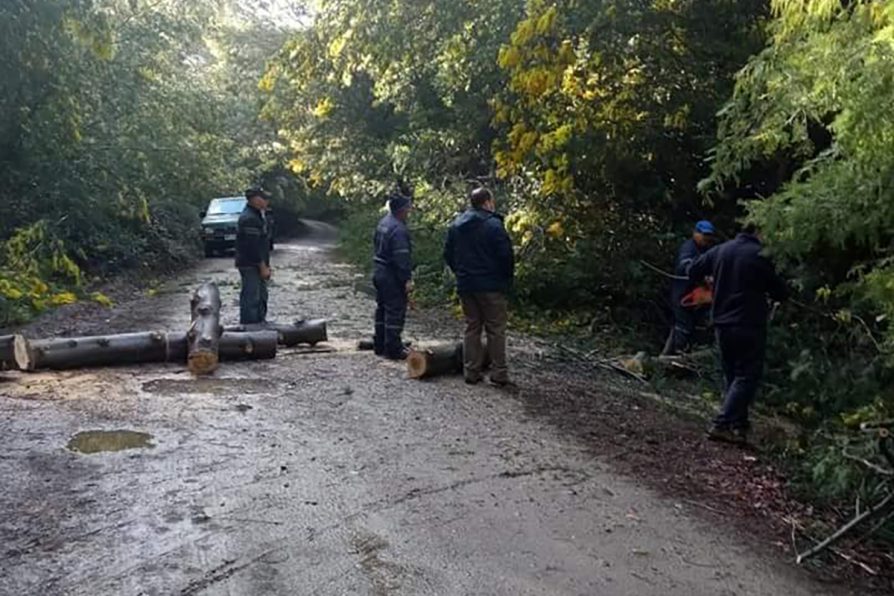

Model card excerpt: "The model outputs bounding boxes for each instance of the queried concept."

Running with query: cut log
[15,331,185,371]
[408,341,493,379]
[14,330,277,371]
[219,330,278,361]
[407,343,464,379]
[187,282,223,376]
[1,334,20,370]
[226,319,328,347]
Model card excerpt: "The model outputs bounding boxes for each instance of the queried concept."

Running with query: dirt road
[0,225,848,595]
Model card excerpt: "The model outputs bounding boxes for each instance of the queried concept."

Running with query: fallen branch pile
[795,420,894,568]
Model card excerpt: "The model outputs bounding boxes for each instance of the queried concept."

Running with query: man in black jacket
[689,225,788,443]
[444,187,515,386]
[235,188,272,325]
[373,193,413,360]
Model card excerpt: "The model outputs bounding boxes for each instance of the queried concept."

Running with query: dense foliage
[0,0,293,324]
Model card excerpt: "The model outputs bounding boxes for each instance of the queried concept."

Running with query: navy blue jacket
[235,205,270,268]
[373,213,412,283]
[672,238,705,306]
[689,234,788,328]
[444,208,514,295]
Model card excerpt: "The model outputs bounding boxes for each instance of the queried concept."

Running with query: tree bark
[226,319,328,347]
[1,335,20,371]
[188,282,223,375]
[15,331,277,371]
[218,330,278,361]
[15,331,184,371]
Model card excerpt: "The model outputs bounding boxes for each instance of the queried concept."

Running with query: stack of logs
[0,282,327,375]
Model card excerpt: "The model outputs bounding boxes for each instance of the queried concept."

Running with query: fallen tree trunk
[1,335,20,370]
[16,331,184,371]
[407,342,491,379]
[15,330,277,371]
[218,330,278,361]
[188,282,223,375]
[226,319,327,347]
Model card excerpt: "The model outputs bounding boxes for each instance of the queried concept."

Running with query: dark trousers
[460,292,508,383]
[714,326,766,431]
[373,269,407,357]
[239,266,268,325]
[662,304,708,356]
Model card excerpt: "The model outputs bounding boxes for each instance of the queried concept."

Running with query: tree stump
[187,282,223,375]
[226,319,328,347]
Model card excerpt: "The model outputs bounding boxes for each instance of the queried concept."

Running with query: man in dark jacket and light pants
[373,193,413,360]
[235,188,272,325]
[689,225,788,444]
[444,188,515,386]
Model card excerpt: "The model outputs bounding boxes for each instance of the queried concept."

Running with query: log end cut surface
[13,335,31,372]
[406,349,429,379]
[188,350,219,376]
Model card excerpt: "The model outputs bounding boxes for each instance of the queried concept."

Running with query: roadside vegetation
[3,0,894,555]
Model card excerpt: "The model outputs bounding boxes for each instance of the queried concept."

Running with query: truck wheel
[204,245,214,258]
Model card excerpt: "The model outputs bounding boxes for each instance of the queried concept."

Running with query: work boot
[706,425,746,445]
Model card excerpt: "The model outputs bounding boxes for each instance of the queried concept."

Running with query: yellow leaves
[546,221,564,238]
[288,157,307,174]
[498,46,522,69]
[311,97,334,118]
[536,6,559,35]
[49,292,78,307]
[541,168,573,196]
[91,292,113,307]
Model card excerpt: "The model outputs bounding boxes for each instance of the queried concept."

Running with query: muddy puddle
[67,430,154,454]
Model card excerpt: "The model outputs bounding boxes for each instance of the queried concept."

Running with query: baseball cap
[695,220,716,235]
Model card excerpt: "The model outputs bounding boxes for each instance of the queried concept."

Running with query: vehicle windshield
[207,197,246,215]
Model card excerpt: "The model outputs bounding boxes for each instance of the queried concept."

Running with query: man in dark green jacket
[235,187,272,325]
[444,187,515,386]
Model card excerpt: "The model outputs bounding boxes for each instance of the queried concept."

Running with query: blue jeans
[714,326,766,431]
[373,269,407,358]
[239,266,268,325]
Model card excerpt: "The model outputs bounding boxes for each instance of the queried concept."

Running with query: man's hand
[260,263,272,280]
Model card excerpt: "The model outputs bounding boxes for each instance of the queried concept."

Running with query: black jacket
[235,205,270,268]
[444,208,514,295]
[373,213,413,283]
[689,233,788,328]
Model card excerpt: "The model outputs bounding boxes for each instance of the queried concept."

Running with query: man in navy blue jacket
[373,193,413,360]
[689,225,788,443]
[662,220,717,356]
[444,187,515,386]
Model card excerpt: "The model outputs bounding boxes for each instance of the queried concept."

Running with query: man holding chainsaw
[661,220,717,356]
[689,223,788,444]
